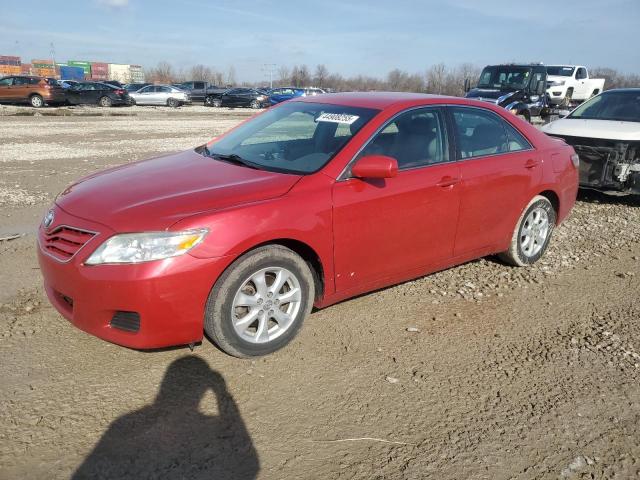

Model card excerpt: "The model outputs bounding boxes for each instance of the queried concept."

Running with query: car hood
[56,149,302,231]
[465,88,520,104]
[541,118,640,141]
[547,75,569,85]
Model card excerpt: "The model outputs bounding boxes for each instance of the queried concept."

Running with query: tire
[591,89,600,97]
[99,96,112,107]
[561,88,573,108]
[498,195,557,267]
[204,245,315,358]
[210,98,222,107]
[30,94,44,108]
[167,98,179,108]
[249,100,260,109]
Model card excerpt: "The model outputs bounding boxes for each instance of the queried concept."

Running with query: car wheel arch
[538,189,560,224]
[232,238,325,301]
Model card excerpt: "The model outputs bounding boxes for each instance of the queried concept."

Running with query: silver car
[129,85,191,107]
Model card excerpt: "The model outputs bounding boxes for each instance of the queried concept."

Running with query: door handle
[436,176,460,187]
[524,159,540,169]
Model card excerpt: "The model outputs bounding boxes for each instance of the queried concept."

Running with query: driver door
[332,107,461,293]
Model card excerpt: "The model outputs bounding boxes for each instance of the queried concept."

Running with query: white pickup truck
[546,65,605,107]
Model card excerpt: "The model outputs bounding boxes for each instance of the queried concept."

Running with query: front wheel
[249,100,261,109]
[204,245,315,358]
[498,195,556,267]
[167,98,179,108]
[99,96,112,107]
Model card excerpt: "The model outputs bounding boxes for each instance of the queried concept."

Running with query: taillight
[44,84,52,89]
[570,153,579,168]
[115,89,125,95]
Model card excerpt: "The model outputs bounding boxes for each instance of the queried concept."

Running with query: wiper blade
[208,152,261,170]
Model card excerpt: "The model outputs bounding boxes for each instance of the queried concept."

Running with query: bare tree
[226,66,237,86]
[276,66,290,86]
[314,64,328,88]
[146,61,175,83]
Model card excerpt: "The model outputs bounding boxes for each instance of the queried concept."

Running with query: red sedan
[37,93,578,357]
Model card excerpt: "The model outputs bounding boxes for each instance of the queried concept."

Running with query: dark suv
[0,76,66,107]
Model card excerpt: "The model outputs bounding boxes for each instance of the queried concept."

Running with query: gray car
[129,85,191,107]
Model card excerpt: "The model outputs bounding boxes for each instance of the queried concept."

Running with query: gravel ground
[0,106,638,480]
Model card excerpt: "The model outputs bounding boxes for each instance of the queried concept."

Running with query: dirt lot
[0,105,639,480]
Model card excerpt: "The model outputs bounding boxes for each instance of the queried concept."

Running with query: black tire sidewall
[168,98,178,108]
[99,96,112,107]
[206,247,314,357]
[514,198,556,265]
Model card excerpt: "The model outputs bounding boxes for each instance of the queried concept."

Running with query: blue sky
[1,0,638,81]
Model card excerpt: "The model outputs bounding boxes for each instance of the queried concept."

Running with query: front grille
[43,226,95,261]
[110,311,140,333]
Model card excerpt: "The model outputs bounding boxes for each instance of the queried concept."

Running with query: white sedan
[542,88,640,195]
[129,85,191,107]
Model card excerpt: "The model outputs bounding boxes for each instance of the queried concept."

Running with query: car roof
[293,91,467,109]
[601,88,640,93]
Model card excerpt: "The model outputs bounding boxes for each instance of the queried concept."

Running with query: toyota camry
[37,92,578,357]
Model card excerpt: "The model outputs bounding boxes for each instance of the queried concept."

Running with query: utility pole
[262,63,276,89]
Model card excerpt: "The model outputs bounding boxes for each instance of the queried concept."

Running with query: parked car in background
[124,82,152,93]
[65,82,132,107]
[546,65,605,107]
[304,87,325,96]
[0,75,65,107]
[37,92,578,357]
[542,88,640,195]
[58,79,80,89]
[177,81,227,103]
[268,87,305,105]
[465,64,549,122]
[103,80,124,88]
[129,84,191,107]
[206,87,268,108]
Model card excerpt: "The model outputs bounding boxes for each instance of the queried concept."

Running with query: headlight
[256,95,266,101]
[552,81,565,87]
[85,229,208,265]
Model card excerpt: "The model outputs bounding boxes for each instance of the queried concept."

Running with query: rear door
[11,76,30,101]
[448,106,541,257]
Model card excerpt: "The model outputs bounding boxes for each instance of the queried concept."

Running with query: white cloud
[100,0,129,8]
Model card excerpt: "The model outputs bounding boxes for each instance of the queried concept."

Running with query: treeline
[146,62,639,94]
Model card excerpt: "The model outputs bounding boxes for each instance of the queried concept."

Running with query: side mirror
[351,155,398,179]
[464,78,471,93]
[537,80,546,95]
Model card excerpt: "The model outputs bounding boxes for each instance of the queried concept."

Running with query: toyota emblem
[43,210,55,228]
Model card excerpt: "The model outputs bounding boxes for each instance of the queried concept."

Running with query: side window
[504,123,532,152]
[194,82,205,90]
[576,68,587,80]
[358,108,448,169]
[529,71,544,92]
[13,77,28,86]
[139,86,152,93]
[0,77,13,86]
[452,107,509,159]
[158,86,171,93]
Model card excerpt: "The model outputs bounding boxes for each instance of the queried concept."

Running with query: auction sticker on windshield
[316,113,360,124]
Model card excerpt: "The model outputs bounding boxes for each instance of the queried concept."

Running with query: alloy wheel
[231,267,302,344]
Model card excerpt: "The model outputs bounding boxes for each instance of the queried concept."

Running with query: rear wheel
[30,94,44,108]
[167,98,179,108]
[99,96,112,107]
[204,245,315,358]
[498,195,556,267]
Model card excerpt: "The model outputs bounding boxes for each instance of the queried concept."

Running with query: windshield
[205,101,379,174]
[547,66,575,76]
[568,91,640,122]
[477,66,532,90]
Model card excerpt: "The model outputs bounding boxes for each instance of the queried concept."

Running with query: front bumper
[546,86,568,104]
[37,206,230,349]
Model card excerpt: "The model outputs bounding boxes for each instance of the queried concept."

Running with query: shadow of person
[72,356,259,480]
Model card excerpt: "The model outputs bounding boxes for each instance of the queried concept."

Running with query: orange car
[0,75,66,107]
